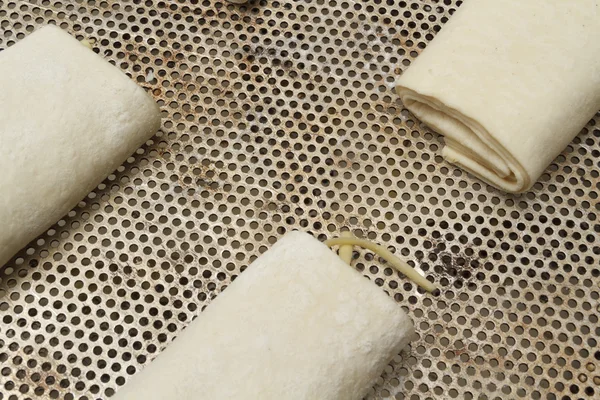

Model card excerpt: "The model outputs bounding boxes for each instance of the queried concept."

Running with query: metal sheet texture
[0,0,599,399]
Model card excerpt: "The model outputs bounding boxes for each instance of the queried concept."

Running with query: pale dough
[396,0,600,193]
[113,231,414,400]
[0,26,161,266]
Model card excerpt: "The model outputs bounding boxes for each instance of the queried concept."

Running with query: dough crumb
[80,38,95,49]
[146,69,155,83]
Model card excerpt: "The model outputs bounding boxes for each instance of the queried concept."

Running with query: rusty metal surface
[0,0,599,399]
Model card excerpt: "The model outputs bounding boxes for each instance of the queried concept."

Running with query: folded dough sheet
[396,0,600,193]
[113,231,414,400]
[0,26,160,266]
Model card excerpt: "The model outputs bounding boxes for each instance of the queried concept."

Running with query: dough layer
[396,0,600,193]
[0,26,161,266]
[113,231,414,400]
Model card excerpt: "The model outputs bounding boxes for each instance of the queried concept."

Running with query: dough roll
[395,0,600,193]
[0,26,161,266]
[114,231,414,400]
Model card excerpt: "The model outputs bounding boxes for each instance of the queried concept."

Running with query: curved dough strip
[325,236,437,293]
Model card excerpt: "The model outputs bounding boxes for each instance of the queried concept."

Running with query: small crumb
[80,39,94,49]
[586,363,596,372]
[578,374,587,383]
[146,69,155,83]
[594,376,600,385]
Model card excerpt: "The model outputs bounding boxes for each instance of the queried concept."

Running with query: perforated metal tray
[1,1,599,399]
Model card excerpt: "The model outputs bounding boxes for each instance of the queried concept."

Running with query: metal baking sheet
[0,0,598,399]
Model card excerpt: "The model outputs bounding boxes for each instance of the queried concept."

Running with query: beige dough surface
[113,231,414,400]
[0,25,161,267]
[396,0,600,193]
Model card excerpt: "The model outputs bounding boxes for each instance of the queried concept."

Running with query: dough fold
[396,0,600,193]
[113,231,414,400]
[0,26,161,266]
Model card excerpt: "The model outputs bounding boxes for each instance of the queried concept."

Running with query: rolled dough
[113,231,414,400]
[0,26,161,267]
[395,0,600,193]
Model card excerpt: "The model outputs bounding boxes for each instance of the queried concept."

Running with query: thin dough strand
[325,237,437,293]
[338,231,354,265]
